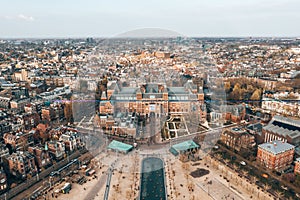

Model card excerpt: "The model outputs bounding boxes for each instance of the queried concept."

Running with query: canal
[140,157,166,200]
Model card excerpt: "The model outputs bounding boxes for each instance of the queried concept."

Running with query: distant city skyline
[0,0,300,38]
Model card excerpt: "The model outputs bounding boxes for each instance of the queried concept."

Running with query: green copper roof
[108,140,133,152]
[170,140,200,155]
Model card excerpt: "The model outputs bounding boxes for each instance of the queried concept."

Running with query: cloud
[1,14,35,21]
[3,16,13,20]
[17,14,35,21]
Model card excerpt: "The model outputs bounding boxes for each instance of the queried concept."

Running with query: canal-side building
[257,140,295,171]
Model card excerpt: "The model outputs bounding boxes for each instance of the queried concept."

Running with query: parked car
[281,185,288,191]
[261,173,269,179]
[240,161,246,166]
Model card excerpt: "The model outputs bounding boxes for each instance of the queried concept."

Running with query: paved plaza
[197,178,243,200]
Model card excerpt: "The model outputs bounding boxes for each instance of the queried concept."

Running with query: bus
[85,168,92,176]
[61,182,72,194]
[87,169,95,176]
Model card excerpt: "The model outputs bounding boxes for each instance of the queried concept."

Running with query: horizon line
[1,36,300,40]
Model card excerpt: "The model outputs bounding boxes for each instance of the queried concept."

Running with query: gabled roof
[263,116,300,139]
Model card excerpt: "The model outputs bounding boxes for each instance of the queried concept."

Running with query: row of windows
[168,96,189,100]
[115,96,191,101]
[116,96,137,100]
[0,184,6,190]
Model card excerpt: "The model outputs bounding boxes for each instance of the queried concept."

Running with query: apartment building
[47,140,65,160]
[4,151,37,179]
[59,130,82,152]
[220,127,256,151]
[257,140,295,171]
[28,145,51,170]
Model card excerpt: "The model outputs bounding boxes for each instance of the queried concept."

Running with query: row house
[45,77,64,87]
[0,121,12,137]
[10,97,31,114]
[59,130,83,152]
[24,103,37,113]
[41,104,65,123]
[0,95,11,109]
[262,97,300,118]
[28,145,52,170]
[47,140,65,160]
[22,112,40,131]
[36,123,51,143]
[3,131,34,151]
[41,107,56,123]
[4,151,37,179]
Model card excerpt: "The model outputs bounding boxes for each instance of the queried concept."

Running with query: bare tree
[274,190,284,200]
[263,183,271,192]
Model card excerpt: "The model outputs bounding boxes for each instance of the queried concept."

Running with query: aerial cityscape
[1,1,300,200]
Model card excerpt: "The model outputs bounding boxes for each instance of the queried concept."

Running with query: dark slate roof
[263,116,300,139]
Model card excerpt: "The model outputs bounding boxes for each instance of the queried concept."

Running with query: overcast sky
[0,0,299,38]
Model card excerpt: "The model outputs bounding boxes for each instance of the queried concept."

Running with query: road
[103,168,113,200]
[79,123,237,152]
[216,143,300,197]
[83,170,109,200]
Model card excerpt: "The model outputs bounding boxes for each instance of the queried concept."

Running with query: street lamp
[207,184,210,196]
